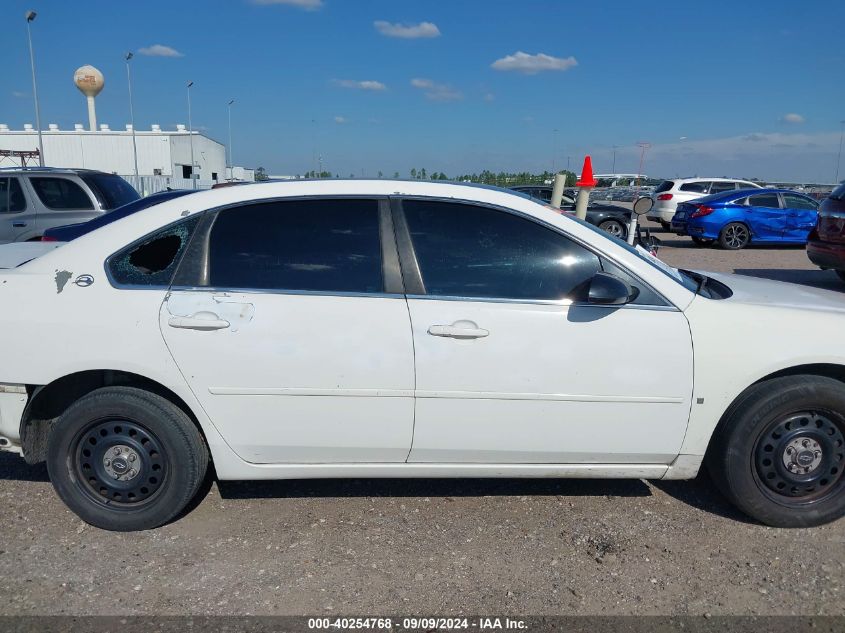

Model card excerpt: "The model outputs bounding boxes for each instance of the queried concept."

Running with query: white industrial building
[0,123,253,191]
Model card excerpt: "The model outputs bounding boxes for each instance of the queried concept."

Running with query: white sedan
[0,180,843,531]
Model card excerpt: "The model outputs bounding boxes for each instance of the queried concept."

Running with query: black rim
[71,419,168,508]
[753,410,845,505]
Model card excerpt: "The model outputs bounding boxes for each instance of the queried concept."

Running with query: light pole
[836,120,845,184]
[187,81,195,189]
[612,145,618,173]
[227,99,235,179]
[552,128,558,173]
[25,11,44,166]
[125,52,139,177]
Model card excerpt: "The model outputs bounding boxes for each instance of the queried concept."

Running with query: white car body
[1,180,844,484]
[649,178,763,224]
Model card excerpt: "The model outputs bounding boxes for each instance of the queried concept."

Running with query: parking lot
[1,226,843,617]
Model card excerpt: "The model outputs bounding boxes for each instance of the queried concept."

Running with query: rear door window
[654,180,675,194]
[709,182,736,194]
[0,178,26,213]
[207,199,384,293]
[29,177,94,210]
[748,193,782,209]
[679,182,710,194]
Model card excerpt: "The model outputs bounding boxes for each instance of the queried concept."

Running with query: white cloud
[410,78,462,102]
[483,93,495,102]
[334,116,347,124]
[374,20,440,39]
[491,51,578,74]
[251,0,323,9]
[333,79,387,91]
[137,44,184,57]
[781,113,805,124]
[11,91,27,98]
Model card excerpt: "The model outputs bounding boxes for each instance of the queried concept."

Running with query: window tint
[109,216,199,286]
[79,173,140,209]
[782,194,818,211]
[654,180,675,194]
[708,181,736,194]
[0,178,26,213]
[679,181,710,194]
[748,193,781,209]
[30,177,94,210]
[208,199,383,293]
[403,200,601,301]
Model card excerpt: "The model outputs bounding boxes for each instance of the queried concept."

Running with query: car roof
[0,167,113,176]
[666,177,759,184]
[688,188,815,203]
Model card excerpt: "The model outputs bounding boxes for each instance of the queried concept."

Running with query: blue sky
[3,0,844,182]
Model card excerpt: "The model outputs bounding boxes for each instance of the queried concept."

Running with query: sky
[2,0,845,182]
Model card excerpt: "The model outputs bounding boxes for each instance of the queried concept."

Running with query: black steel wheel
[753,411,844,503]
[598,219,627,239]
[48,386,208,531]
[719,222,750,250]
[707,375,845,527]
[72,419,168,507]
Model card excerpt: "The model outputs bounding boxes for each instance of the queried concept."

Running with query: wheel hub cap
[103,444,140,481]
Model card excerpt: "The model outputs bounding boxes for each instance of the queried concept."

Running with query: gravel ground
[1,225,843,616]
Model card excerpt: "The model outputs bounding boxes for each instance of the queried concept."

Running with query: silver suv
[0,168,139,243]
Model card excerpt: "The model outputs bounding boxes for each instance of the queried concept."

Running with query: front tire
[598,219,627,239]
[719,222,750,250]
[47,387,208,531]
[706,376,845,527]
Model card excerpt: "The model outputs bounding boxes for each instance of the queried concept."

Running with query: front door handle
[12,222,26,228]
[168,312,230,331]
[428,322,489,339]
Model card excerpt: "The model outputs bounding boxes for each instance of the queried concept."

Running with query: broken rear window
[108,216,199,287]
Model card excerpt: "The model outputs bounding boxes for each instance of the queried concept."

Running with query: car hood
[0,242,63,269]
[705,271,845,314]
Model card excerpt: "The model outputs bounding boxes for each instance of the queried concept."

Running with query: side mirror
[586,272,639,305]
[632,196,654,216]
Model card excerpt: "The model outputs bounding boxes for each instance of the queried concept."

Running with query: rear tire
[46,387,208,531]
[718,222,750,250]
[706,376,845,527]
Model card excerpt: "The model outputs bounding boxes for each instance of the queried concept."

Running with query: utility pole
[125,52,139,177]
[25,11,44,166]
[227,99,235,179]
[612,145,618,173]
[187,81,195,189]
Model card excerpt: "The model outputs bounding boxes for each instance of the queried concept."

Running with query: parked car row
[648,178,763,229]
[0,167,140,243]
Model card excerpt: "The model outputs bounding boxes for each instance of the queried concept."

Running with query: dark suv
[807,182,845,282]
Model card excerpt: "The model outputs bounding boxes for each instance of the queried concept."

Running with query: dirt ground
[1,223,843,616]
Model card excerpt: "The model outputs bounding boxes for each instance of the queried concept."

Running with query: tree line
[255,167,577,187]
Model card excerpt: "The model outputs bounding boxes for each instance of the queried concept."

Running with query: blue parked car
[671,188,820,249]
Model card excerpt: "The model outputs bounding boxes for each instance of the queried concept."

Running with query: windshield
[79,173,140,209]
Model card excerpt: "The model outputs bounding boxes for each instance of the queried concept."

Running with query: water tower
[73,65,105,131]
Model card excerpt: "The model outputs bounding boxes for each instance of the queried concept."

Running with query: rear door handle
[428,323,489,339]
[12,222,26,228]
[168,312,230,331]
